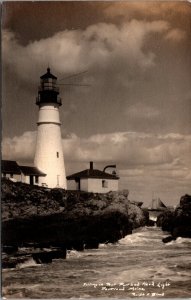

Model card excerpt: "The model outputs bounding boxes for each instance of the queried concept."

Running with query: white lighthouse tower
[34,68,67,189]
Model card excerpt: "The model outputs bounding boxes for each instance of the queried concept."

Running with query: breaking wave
[2,227,191,298]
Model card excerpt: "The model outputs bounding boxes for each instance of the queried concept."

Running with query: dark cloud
[2,2,110,44]
[3,17,190,137]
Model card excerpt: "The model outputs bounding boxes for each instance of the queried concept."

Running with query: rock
[141,209,153,226]
[157,194,191,239]
[172,194,191,239]
[85,239,99,249]
[2,256,28,269]
[172,226,191,239]
[179,194,191,209]
[32,249,66,264]
[2,248,67,268]
[3,245,18,255]
[146,219,156,227]
[162,236,176,243]
[1,178,147,264]
[156,211,174,232]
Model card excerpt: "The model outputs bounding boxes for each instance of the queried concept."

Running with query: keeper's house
[1,160,46,186]
[67,161,119,193]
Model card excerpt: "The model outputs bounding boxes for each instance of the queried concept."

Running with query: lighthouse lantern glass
[37,69,61,105]
[41,78,57,91]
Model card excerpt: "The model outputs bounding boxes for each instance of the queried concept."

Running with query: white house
[1,160,46,186]
[67,161,119,193]
[19,165,46,186]
[1,160,22,182]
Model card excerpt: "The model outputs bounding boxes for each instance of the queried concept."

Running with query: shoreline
[2,178,149,268]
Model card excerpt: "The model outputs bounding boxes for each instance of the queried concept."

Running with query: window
[102,180,108,188]
[57,152,59,158]
[35,176,39,184]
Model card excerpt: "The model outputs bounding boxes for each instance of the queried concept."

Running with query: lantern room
[36,68,62,106]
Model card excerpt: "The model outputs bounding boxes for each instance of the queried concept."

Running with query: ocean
[2,227,191,298]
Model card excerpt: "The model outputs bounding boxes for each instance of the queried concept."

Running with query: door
[76,179,80,190]
[30,175,34,185]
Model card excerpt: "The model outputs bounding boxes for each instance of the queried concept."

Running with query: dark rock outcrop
[141,208,156,226]
[157,210,175,232]
[2,255,29,269]
[2,178,148,267]
[162,236,176,243]
[157,194,191,241]
[2,248,66,268]
[171,194,191,238]
[32,249,66,264]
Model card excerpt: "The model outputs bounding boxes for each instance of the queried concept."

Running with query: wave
[176,237,191,244]
[153,265,191,282]
[102,266,156,283]
[67,250,82,258]
[2,257,40,271]
[17,257,40,269]
[102,262,191,284]
[119,234,161,245]
[2,283,41,299]
[99,242,113,248]
[3,227,191,298]
[83,269,102,274]
[164,236,191,246]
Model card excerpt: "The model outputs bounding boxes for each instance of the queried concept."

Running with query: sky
[2,1,191,206]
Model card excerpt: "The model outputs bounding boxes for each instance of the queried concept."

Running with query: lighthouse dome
[40,67,57,80]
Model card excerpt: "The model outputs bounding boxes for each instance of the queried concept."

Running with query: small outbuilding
[67,161,119,193]
[19,166,46,185]
[1,160,21,182]
[1,160,46,186]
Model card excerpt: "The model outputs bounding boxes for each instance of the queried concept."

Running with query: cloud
[2,131,36,163]
[103,2,189,44]
[165,29,186,42]
[3,15,191,139]
[104,2,191,22]
[66,131,191,170]
[125,103,160,119]
[2,129,191,168]
[2,130,190,205]
[2,19,170,84]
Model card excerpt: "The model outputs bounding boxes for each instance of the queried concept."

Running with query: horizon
[2,1,191,207]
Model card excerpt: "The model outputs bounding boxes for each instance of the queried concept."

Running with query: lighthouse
[34,68,67,189]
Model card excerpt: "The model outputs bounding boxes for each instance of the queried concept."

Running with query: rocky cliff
[157,194,191,242]
[2,178,148,266]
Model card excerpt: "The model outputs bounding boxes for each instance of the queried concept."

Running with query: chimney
[90,161,93,170]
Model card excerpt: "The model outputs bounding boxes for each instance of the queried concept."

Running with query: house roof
[1,160,46,177]
[1,160,21,175]
[67,168,119,180]
[40,68,57,80]
[19,166,46,176]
